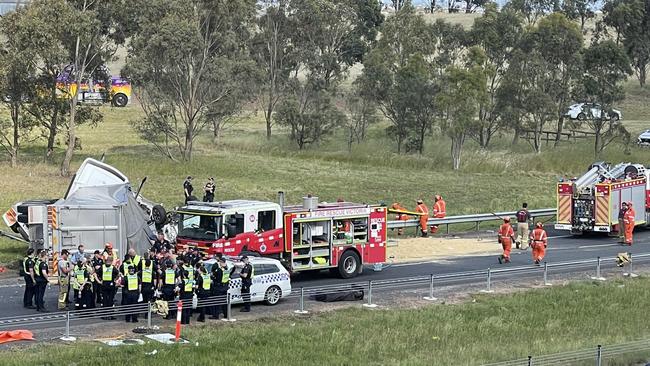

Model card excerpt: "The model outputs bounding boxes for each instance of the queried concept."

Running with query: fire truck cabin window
[258,210,275,231]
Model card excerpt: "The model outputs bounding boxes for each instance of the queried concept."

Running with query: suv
[565,103,622,121]
[203,256,291,306]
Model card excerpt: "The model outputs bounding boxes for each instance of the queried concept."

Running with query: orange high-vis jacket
[530,228,548,246]
[416,203,429,216]
[433,199,446,218]
[498,223,514,241]
[623,208,635,225]
[392,204,410,220]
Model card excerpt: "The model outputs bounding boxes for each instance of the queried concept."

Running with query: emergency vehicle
[555,162,649,234]
[175,194,388,278]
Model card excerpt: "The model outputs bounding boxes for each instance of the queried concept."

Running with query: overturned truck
[2,158,166,257]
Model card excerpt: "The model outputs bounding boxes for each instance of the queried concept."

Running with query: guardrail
[386,208,557,231]
[0,250,646,347]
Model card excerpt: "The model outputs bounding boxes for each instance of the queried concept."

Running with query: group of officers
[21,235,254,325]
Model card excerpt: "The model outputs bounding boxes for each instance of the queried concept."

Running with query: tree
[126,0,258,161]
[462,0,489,13]
[343,83,379,151]
[252,0,297,139]
[360,5,436,154]
[602,0,650,87]
[580,40,632,157]
[504,0,558,25]
[469,5,524,148]
[437,47,488,170]
[561,0,597,31]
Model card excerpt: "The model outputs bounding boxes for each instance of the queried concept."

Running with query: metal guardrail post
[294,287,308,314]
[596,344,602,366]
[223,294,236,322]
[363,280,378,308]
[147,301,152,329]
[591,257,606,281]
[624,253,638,278]
[543,262,552,286]
[527,355,532,366]
[60,311,76,342]
[423,274,437,301]
[481,268,494,293]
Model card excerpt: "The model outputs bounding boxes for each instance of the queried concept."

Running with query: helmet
[503,216,511,222]
[627,201,633,207]
[435,195,442,201]
[105,242,113,249]
[416,199,423,204]
[536,222,543,228]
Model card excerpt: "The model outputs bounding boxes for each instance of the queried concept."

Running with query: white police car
[203,256,291,306]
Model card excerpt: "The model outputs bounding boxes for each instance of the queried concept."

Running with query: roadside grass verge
[2,277,650,365]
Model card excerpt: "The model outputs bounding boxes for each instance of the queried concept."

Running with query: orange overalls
[415,203,429,236]
[391,203,410,235]
[623,207,635,245]
[430,199,446,234]
[530,227,548,264]
[498,223,514,263]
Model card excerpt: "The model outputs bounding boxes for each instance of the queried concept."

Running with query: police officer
[99,256,120,320]
[179,268,194,325]
[71,258,88,308]
[91,250,104,305]
[203,177,215,202]
[195,264,211,322]
[79,264,96,310]
[183,176,194,203]
[22,248,36,309]
[128,248,141,269]
[181,257,195,283]
[152,232,172,253]
[239,256,253,313]
[160,259,178,320]
[122,265,141,323]
[34,250,49,312]
[211,257,230,319]
[140,252,157,305]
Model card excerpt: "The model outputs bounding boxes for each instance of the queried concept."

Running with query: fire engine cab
[174,193,388,278]
[555,162,650,234]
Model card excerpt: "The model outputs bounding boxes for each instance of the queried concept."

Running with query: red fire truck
[555,162,649,234]
[174,193,387,278]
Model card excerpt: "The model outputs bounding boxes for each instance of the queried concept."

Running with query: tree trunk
[450,134,464,170]
[184,123,193,161]
[45,109,59,161]
[10,103,19,168]
[553,116,564,147]
[61,98,77,176]
[511,127,520,146]
[639,64,647,88]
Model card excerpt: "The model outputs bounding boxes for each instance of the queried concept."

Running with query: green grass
[3,277,650,365]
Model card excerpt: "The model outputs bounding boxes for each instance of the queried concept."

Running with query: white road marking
[578,243,622,249]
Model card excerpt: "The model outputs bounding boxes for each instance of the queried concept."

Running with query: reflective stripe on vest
[184,280,193,292]
[127,274,138,291]
[183,265,194,280]
[202,274,211,290]
[142,261,153,283]
[221,268,230,284]
[102,265,114,282]
[23,257,29,274]
[73,266,85,289]
[34,260,41,277]
[164,269,175,285]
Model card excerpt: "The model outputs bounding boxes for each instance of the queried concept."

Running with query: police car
[203,256,291,306]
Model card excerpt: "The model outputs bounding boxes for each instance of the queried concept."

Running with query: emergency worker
[79,266,96,309]
[22,248,36,309]
[102,243,116,261]
[34,250,49,312]
[91,250,104,305]
[618,202,628,243]
[203,177,215,202]
[128,248,141,268]
[497,217,515,264]
[430,195,446,234]
[183,176,194,203]
[160,260,178,319]
[515,203,531,250]
[179,269,194,325]
[623,202,635,245]
[415,199,429,238]
[122,265,140,323]
[239,256,253,313]
[57,250,71,310]
[195,265,211,322]
[529,222,548,265]
[390,203,409,236]
[71,258,88,307]
[140,252,157,304]
[211,257,230,319]
[99,256,120,319]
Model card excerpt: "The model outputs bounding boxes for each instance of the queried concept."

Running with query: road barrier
[386,208,556,232]
[1,250,646,348]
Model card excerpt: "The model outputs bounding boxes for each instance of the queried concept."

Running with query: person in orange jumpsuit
[415,199,429,237]
[391,203,410,236]
[529,222,548,265]
[623,201,635,245]
[430,195,447,234]
[497,216,515,264]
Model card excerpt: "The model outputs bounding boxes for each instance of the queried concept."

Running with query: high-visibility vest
[201,274,211,290]
[127,274,138,291]
[121,260,134,275]
[34,259,41,278]
[142,261,153,283]
[164,269,175,285]
[72,265,85,290]
[23,257,30,274]
[102,265,114,282]
[183,265,194,281]
[433,200,446,218]
[184,279,193,292]
[250,266,254,280]
[221,268,230,284]
[132,255,141,267]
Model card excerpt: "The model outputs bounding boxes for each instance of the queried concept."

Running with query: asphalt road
[0,227,648,321]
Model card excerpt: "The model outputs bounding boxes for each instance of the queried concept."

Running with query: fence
[0,251,647,348]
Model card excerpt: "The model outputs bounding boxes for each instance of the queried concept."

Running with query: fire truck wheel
[9,222,19,233]
[151,205,167,225]
[338,250,361,279]
[264,285,282,306]
[112,93,128,107]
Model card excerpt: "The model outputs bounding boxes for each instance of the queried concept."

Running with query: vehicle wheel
[9,222,19,234]
[151,205,167,225]
[16,225,29,242]
[112,93,128,107]
[577,113,586,121]
[338,250,361,279]
[612,114,620,121]
[264,285,282,306]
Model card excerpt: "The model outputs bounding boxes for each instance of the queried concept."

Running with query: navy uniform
[34,254,49,312]
[160,262,178,319]
[22,249,36,308]
[179,270,194,325]
[71,261,88,308]
[91,253,104,304]
[122,266,140,323]
[211,258,230,319]
[239,256,253,312]
[183,176,194,203]
[203,178,215,202]
[139,257,157,304]
[195,267,211,322]
[98,260,120,319]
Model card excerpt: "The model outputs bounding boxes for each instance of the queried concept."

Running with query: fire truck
[555,162,649,235]
[174,193,388,278]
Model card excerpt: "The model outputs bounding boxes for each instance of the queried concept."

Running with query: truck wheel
[264,285,282,306]
[9,222,19,234]
[577,113,586,121]
[151,205,167,225]
[338,250,361,279]
[112,93,128,107]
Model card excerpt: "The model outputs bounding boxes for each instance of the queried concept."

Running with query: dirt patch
[387,236,502,263]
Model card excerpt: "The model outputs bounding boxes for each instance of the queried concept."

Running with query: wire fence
[0,251,648,357]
